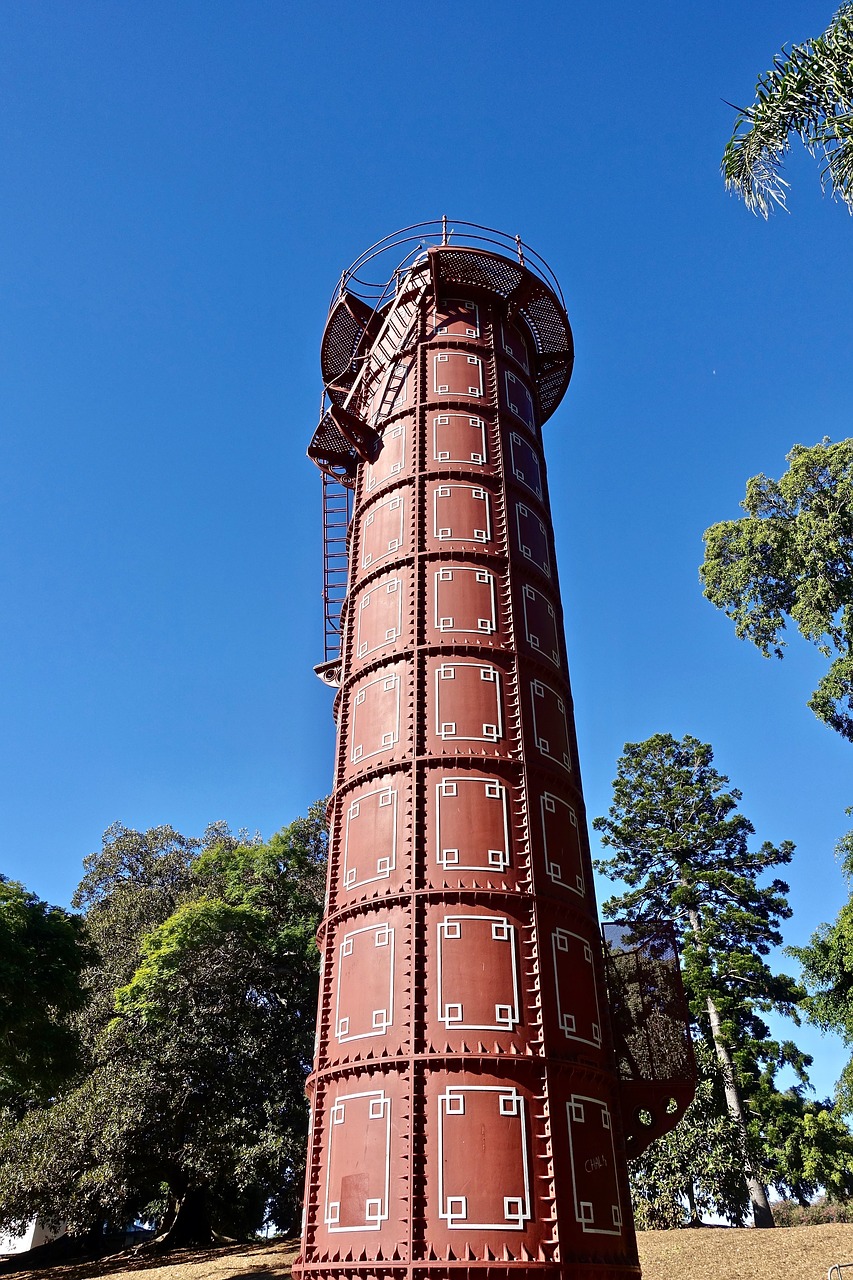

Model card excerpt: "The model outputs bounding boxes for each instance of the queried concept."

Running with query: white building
[0,1218,66,1255]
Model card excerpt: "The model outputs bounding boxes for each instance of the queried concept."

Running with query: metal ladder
[363,283,425,425]
[329,276,426,425]
[320,473,352,664]
[318,276,427,666]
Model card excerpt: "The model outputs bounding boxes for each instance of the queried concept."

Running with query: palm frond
[722,3,853,216]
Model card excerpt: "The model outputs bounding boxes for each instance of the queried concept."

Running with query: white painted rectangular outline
[366,422,405,493]
[501,320,530,372]
[436,298,480,338]
[343,786,398,890]
[435,662,502,742]
[435,776,510,872]
[335,922,395,1042]
[530,677,571,771]
[438,1086,531,1229]
[323,1090,391,1233]
[515,502,551,577]
[350,671,401,763]
[552,927,602,1047]
[565,1096,623,1236]
[504,369,535,428]
[433,566,497,635]
[433,484,492,544]
[437,914,520,1031]
[433,352,484,397]
[432,413,487,465]
[509,431,543,498]
[540,791,583,894]
[522,582,560,666]
[362,492,405,569]
[356,576,403,658]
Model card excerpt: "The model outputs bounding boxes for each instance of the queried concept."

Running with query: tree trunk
[157,1196,178,1236]
[135,1187,216,1253]
[685,1179,699,1225]
[704,994,775,1227]
[164,1187,215,1247]
[683,899,774,1228]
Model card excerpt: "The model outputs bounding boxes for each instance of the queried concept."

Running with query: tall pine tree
[593,733,804,1228]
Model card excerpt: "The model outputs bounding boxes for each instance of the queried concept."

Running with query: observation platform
[308,220,574,485]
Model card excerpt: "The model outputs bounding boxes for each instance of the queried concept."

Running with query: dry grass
[0,1239,300,1280]
[638,1223,853,1280]
[5,1226,853,1280]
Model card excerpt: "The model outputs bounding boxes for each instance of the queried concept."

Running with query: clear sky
[1,2,851,1099]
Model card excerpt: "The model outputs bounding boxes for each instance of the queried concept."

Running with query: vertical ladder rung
[321,473,353,663]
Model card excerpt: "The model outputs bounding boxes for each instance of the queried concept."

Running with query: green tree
[701,439,853,1120]
[629,1039,749,1228]
[71,822,205,1029]
[757,1079,853,1203]
[722,4,853,216]
[701,438,853,741]
[593,733,804,1228]
[790,832,853,1114]
[0,803,328,1246]
[0,876,93,1111]
[631,1039,853,1227]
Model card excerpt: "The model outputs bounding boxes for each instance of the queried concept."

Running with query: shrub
[771,1198,853,1226]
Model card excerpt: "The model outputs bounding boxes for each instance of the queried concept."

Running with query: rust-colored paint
[298,231,647,1280]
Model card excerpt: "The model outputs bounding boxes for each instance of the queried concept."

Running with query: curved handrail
[327,218,566,313]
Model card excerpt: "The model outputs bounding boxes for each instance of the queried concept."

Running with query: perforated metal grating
[602,922,694,1085]
[536,361,572,419]
[307,411,358,485]
[430,248,573,420]
[436,248,524,297]
[321,293,374,404]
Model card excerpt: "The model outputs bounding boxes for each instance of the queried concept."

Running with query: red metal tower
[297,222,693,1280]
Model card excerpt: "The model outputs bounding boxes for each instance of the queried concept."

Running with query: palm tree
[722,4,853,216]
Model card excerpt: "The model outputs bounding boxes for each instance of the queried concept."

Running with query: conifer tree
[593,733,802,1228]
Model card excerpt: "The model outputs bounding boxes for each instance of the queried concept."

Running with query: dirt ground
[5,1226,853,1280]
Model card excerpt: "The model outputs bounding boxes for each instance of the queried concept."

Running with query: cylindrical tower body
[299,227,640,1280]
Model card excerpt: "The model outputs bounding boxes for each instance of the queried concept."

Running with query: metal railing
[326,217,566,315]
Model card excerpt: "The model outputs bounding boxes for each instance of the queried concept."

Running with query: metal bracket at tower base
[618,1079,697,1159]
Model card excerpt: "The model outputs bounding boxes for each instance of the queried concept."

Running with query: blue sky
[1,1,851,1099]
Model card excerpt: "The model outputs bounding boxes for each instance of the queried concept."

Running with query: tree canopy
[0,875,93,1112]
[701,438,853,741]
[71,822,203,1030]
[722,3,853,216]
[0,803,328,1246]
[592,732,840,1227]
[790,831,853,1114]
